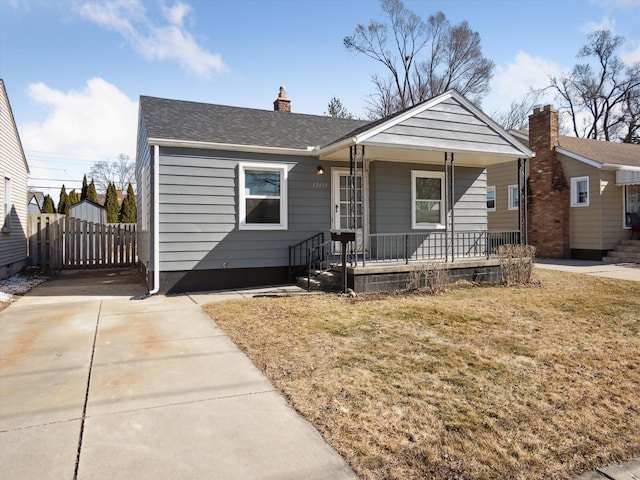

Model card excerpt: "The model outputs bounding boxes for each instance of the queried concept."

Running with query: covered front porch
[304,91,531,291]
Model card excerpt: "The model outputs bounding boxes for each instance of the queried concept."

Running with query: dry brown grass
[203,270,640,480]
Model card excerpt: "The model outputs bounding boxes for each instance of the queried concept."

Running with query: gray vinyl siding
[0,81,28,279]
[135,116,152,272]
[69,201,105,224]
[158,148,336,272]
[367,98,522,157]
[369,161,487,234]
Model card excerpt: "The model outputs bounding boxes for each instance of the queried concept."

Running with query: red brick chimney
[527,105,570,258]
[273,86,291,112]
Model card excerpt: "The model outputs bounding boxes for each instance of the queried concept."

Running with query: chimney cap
[533,104,557,115]
[278,86,287,99]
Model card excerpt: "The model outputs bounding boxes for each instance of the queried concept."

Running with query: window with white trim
[411,170,444,229]
[571,176,589,207]
[239,162,288,230]
[624,184,639,228]
[3,177,10,231]
[487,186,496,212]
[508,185,519,211]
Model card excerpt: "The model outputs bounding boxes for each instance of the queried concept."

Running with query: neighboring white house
[69,199,107,224]
[0,79,29,280]
[27,191,44,214]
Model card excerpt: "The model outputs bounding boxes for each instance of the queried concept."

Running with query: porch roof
[318,90,533,167]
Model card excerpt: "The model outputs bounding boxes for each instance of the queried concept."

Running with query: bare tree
[344,0,494,119]
[548,30,640,142]
[491,90,542,131]
[87,154,135,192]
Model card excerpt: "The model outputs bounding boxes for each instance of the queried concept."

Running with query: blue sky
[1,0,639,197]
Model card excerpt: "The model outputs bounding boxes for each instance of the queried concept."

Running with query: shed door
[331,169,364,253]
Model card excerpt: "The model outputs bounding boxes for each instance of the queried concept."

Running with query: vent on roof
[273,86,291,112]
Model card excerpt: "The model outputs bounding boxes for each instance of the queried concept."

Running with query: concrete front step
[614,245,640,253]
[296,270,342,291]
[620,240,640,247]
[603,252,640,263]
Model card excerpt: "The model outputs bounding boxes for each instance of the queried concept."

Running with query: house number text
[312,182,329,189]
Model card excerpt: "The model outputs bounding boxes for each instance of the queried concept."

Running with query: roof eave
[148,137,317,156]
[360,140,529,159]
[556,146,603,169]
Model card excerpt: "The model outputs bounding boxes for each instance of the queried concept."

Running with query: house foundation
[347,259,502,293]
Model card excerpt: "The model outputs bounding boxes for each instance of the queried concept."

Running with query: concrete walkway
[535,258,640,282]
[0,269,356,480]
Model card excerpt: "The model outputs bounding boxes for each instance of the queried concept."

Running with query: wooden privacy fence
[28,214,137,270]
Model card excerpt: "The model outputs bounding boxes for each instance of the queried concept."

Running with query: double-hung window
[239,162,288,230]
[411,171,444,229]
[508,184,519,211]
[487,186,496,212]
[571,176,589,207]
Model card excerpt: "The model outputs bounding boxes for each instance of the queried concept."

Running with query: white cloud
[20,78,138,196]
[581,16,616,33]
[493,51,561,98]
[621,43,640,64]
[162,1,191,27]
[77,0,226,78]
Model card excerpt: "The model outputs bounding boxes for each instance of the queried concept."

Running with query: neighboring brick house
[0,79,29,279]
[488,105,640,260]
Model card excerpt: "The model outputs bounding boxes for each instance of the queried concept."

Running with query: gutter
[147,137,316,156]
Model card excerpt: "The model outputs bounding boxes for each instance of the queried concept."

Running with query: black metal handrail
[288,232,325,282]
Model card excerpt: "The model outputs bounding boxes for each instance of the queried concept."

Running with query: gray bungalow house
[1,79,29,280]
[136,89,533,294]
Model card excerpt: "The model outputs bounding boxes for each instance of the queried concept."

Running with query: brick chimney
[527,105,570,258]
[273,86,291,112]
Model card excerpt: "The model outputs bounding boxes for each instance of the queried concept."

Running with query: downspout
[137,144,160,299]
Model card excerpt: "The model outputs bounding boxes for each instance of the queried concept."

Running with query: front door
[331,168,364,253]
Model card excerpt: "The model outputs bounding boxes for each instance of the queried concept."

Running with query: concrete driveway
[0,269,357,480]
[535,258,640,282]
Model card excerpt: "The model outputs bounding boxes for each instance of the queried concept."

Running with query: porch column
[444,153,448,262]
[444,152,455,262]
[517,158,528,245]
[348,145,365,267]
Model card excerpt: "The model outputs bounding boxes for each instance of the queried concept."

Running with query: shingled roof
[512,130,640,168]
[140,96,368,150]
[556,136,640,168]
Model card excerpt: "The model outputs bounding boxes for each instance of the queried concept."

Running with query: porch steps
[603,240,640,264]
[296,269,342,292]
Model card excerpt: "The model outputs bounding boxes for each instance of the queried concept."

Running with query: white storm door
[331,169,364,252]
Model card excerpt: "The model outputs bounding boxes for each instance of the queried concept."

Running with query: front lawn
[203,269,640,480]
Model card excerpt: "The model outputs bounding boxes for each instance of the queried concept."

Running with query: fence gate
[28,214,137,270]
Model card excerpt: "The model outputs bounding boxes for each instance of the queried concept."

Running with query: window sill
[412,224,446,230]
[238,224,288,231]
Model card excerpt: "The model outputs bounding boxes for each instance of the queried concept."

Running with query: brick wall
[527,105,570,258]
[273,98,291,112]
